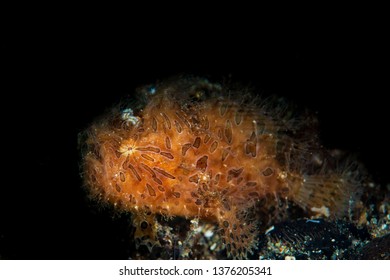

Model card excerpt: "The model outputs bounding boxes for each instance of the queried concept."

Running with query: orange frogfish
[80,77,361,259]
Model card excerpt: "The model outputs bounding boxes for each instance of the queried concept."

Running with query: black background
[1,16,388,259]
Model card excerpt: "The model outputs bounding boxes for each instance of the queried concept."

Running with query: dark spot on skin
[222,148,230,161]
[224,119,233,144]
[173,192,181,198]
[136,146,160,153]
[153,167,175,179]
[119,172,126,182]
[193,136,201,148]
[140,163,155,177]
[182,143,192,156]
[222,200,231,211]
[210,141,218,153]
[162,113,171,129]
[146,183,156,196]
[204,134,211,143]
[262,167,274,177]
[191,191,199,198]
[160,152,174,159]
[165,136,172,149]
[152,117,157,132]
[141,154,155,162]
[196,156,208,172]
[115,150,122,159]
[235,111,242,125]
[152,176,163,185]
[174,120,182,133]
[141,221,148,230]
[220,103,228,116]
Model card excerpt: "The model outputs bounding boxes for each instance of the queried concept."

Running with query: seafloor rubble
[125,181,389,260]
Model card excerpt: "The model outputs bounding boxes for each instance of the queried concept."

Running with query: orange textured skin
[82,78,360,259]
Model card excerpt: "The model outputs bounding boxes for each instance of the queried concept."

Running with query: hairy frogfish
[80,77,361,259]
